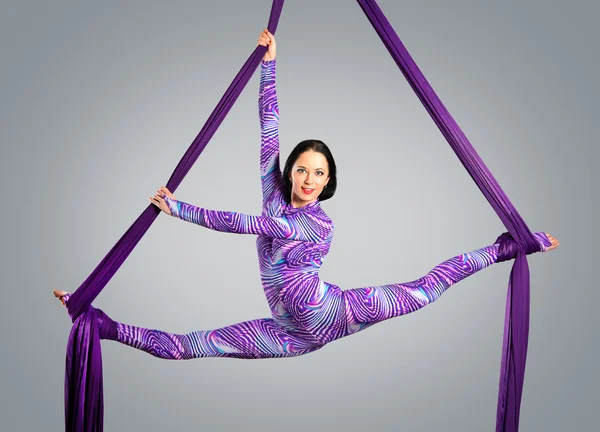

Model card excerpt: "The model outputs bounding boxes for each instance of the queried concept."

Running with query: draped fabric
[62,1,538,430]
[63,2,285,430]
[355,1,538,431]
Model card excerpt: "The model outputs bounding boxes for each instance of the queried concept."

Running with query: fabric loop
[495,231,543,262]
[93,307,118,341]
[495,232,541,262]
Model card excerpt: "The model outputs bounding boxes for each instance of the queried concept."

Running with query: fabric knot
[92,306,118,341]
[496,232,520,262]
[68,304,118,340]
[495,231,542,262]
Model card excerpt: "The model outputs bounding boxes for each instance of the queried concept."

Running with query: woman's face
[289,150,330,208]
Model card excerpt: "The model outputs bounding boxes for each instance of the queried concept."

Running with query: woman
[54,29,559,359]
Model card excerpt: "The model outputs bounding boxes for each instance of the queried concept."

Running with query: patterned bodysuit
[62,59,551,359]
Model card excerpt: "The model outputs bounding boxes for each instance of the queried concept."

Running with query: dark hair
[282,139,337,204]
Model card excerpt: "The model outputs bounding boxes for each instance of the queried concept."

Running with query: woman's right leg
[114,317,324,360]
[61,294,324,360]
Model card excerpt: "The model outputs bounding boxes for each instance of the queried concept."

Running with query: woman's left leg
[337,240,507,338]
[281,238,520,346]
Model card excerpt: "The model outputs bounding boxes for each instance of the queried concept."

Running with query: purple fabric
[496,233,523,263]
[496,232,539,263]
[355,1,542,430]
[62,1,284,430]
[61,0,543,430]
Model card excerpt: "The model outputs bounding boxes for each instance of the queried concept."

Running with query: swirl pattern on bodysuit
[62,59,551,359]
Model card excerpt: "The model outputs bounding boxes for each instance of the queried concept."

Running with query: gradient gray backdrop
[1,0,596,431]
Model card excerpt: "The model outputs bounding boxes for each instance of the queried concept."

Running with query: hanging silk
[355,1,539,431]
[62,2,285,431]
[61,1,541,431]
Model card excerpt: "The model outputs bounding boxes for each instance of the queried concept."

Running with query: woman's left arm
[164,196,331,243]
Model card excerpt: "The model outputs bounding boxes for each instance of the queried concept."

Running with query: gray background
[1,0,596,431]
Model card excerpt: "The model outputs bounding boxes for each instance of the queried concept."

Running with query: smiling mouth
[302,188,314,194]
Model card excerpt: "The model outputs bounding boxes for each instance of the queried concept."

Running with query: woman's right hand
[258,29,276,61]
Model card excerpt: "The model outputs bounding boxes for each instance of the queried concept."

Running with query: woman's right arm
[258,59,284,204]
[257,29,285,211]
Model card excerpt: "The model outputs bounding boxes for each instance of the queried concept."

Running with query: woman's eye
[296,169,324,175]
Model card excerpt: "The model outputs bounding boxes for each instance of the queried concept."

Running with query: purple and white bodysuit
[62,59,551,359]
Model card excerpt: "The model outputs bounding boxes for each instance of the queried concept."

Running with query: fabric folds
[355,1,540,430]
[62,1,541,430]
[62,1,285,430]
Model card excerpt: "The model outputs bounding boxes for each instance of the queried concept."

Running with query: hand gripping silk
[62,2,285,430]
[60,1,547,431]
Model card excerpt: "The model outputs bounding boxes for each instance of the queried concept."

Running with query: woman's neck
[290,198,316,209]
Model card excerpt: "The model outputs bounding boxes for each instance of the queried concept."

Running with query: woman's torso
[255,200,339,342]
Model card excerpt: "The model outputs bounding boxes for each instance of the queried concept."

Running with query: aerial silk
[61,1,541,431]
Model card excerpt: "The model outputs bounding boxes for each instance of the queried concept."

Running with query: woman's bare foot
[53,289,69,306]
[542,233,560,252]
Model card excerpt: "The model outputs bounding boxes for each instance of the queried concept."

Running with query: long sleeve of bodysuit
[258,59,286,213]
[161,58,335,242]
[163,196,330,243]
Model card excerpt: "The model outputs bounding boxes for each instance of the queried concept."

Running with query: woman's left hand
[149,186,176,215]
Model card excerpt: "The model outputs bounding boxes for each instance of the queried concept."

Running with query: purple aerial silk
[62,2,285,430]
[355,1,538,431]
[62,0,538,430]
